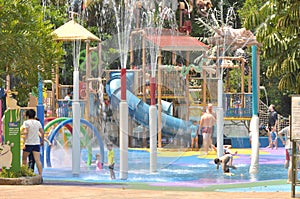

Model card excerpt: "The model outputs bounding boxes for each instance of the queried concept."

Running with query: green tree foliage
[241,0,300,93]
[0,0,64,105]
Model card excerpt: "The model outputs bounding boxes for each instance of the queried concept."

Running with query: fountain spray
[110,0,137,180]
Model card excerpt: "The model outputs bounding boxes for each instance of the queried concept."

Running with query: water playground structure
[0,0,293,191]
[2,0,265,171]
[60,2,264,176]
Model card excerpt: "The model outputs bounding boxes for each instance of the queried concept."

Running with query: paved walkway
[0,185,295,199]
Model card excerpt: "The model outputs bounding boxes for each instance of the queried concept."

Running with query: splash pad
[37,0,291,193]
[42,146,291,192]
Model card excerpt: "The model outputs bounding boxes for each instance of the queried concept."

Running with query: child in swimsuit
[95,153,103,171]
[190,120,199,150]
[270,126,278,149]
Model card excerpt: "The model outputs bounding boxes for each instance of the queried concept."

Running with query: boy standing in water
[107,143,116,179]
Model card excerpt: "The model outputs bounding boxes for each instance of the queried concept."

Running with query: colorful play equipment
[45,32,259,146]
[44,117,99,167]
[1,1,291,179]
[45,118,104,167]
[44,1,260,178]
[106,74,189,135]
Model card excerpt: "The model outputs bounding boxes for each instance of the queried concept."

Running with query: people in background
[197,107,206,149]
[27,118,52,172]
[199,104,216,154]
[206,104,216,151]
[214,153,236,174]
[107,143,115,179]
[267,104,278,148]
[21,109,44,176]
[278,126,296,183]
[64,91,72,101]
[189,120,199,150]
[95,153,103,171]
[269,126,278,149]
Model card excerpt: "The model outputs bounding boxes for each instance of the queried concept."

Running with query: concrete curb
[0,175,42,185]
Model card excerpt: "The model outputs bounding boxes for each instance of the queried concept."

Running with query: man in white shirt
[21,109,44,176]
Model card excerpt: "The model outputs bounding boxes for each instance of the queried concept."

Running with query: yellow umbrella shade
[52,20,100,42]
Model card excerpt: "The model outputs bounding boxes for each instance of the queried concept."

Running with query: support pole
[249,115,259,173]
[249,45,259,174]
[216,79,224,158]
[142,38,147,148]
[120,68,128,180]
[98,42,102,78]
[72,69,81,176]
[121,68,127,101]
[216,38,223,158]
[203,69,207,107]
[119,101,128,179]
[251,46,259,115]
[37,68,45,167]
[55,64,59,114]
[150,76,157,172]
[72,39,81,176]
[149,105,157,173]
[150,78,156,106]
[185,51,190,121]
[157,51,162,148]
[84,40,90,120]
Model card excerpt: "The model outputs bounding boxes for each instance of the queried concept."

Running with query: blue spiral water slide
[106,73,190,136]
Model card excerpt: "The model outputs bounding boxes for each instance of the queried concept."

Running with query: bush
[0,166,36,178]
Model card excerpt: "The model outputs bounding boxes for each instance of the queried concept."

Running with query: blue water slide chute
[106,75,190,135]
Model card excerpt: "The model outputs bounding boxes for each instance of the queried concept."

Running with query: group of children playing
[95,143,116,179]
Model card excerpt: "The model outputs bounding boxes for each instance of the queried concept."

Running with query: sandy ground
[0,185,296,199]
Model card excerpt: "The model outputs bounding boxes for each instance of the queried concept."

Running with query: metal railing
[223,93,252,118]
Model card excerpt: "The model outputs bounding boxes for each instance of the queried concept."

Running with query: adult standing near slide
[207,103,216,147]
[21,109,44,176]
[199,104,216,154]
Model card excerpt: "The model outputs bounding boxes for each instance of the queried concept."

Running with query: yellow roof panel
[52,20,100,42]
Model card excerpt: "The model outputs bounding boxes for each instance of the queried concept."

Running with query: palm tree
[241,0,300,93]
